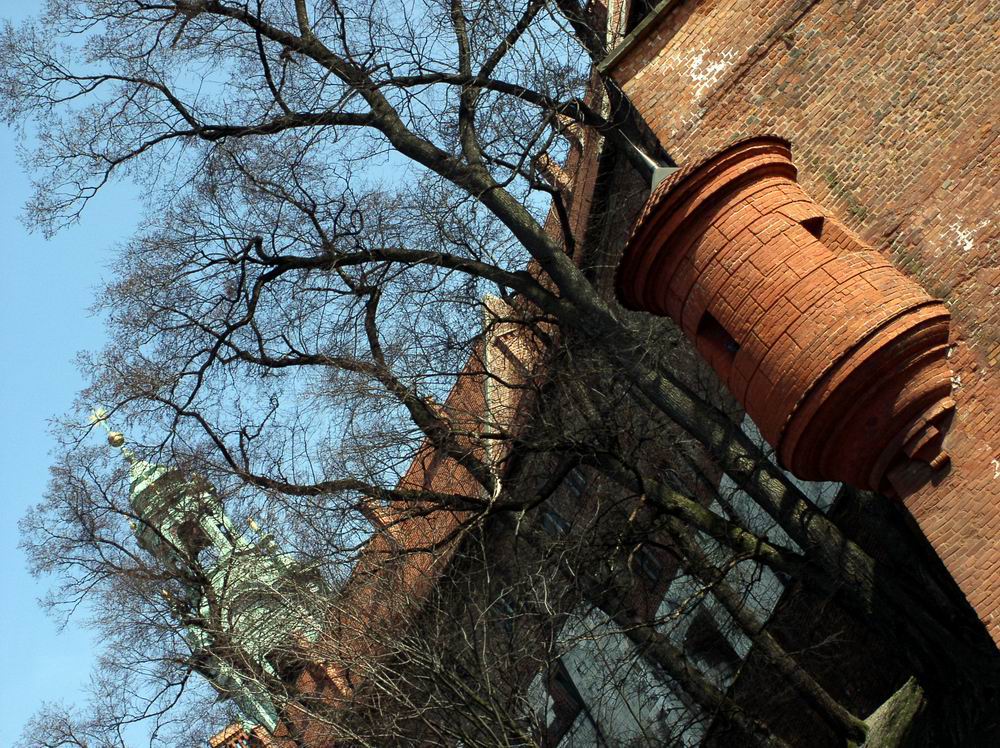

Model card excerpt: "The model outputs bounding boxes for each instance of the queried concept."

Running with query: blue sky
[0,139,142,743]
[0,3,529,742]
[0,5,142,742]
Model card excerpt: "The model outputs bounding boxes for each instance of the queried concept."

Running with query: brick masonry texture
[209,724,271,748]
[608,0,1000,644]
[617,135,954,491]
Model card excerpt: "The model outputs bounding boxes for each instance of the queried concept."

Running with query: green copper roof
[92,410,323,735]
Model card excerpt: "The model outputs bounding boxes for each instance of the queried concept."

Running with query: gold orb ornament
[108,431,126,448]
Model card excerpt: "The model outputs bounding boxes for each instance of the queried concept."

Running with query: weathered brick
[607,0,999,644]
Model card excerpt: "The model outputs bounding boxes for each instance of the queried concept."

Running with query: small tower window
[696,311,740,373]
[802,216,825,240]
[176,519,211,559]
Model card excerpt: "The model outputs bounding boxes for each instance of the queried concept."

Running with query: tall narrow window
[544,660,587,747]
[635,546,663,584]
[684,607,742,683]
[496,595,516,636]
[541,509,572,537]
[565,467,587,497]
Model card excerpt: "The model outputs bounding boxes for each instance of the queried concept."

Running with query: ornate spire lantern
[92,411,324,732]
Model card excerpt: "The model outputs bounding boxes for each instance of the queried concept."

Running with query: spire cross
[90,408,136,461]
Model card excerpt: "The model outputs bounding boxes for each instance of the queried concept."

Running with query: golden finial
[90,408,136,462]
[248,516,261,533]
[91,409,121,446]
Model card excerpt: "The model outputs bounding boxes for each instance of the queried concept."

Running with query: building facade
[178,0,998,744]
[601,0,999,645]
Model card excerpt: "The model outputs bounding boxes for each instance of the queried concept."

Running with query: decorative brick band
[616,136,954,491]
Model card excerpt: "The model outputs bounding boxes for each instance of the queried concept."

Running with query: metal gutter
[597,0,686,75]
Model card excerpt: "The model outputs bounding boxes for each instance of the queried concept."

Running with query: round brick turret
[616,136,954,491]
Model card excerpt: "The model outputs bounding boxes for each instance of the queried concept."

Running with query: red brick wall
[608,0,1000,643]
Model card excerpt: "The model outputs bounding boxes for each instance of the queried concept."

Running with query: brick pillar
[616,136,953,492]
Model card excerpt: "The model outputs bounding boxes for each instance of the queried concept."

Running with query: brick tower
[616,136,954,492]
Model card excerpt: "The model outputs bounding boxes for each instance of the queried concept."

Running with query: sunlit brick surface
[608,0,1000,644]
[617,136,953,490]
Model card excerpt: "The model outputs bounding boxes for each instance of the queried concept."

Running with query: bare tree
[6,1,999,746]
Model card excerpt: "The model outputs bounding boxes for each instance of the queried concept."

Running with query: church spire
[88,410,321,734]
[90,408,169,496]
